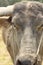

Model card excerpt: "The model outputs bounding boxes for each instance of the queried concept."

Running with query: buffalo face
[2,1,43,65]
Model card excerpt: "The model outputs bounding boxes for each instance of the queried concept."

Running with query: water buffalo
[0,1,43,65]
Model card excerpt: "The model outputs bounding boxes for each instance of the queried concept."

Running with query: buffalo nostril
[16,60,22,65]
[16,60,32,65]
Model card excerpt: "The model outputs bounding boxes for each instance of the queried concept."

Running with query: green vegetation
[0,0,43,6]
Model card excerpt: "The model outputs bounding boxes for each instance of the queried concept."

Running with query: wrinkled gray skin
[2,1,43,65]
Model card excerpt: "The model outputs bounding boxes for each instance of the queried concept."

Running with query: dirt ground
[0,18,43,65]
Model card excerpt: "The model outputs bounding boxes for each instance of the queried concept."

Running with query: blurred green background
[0,0,43,7]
